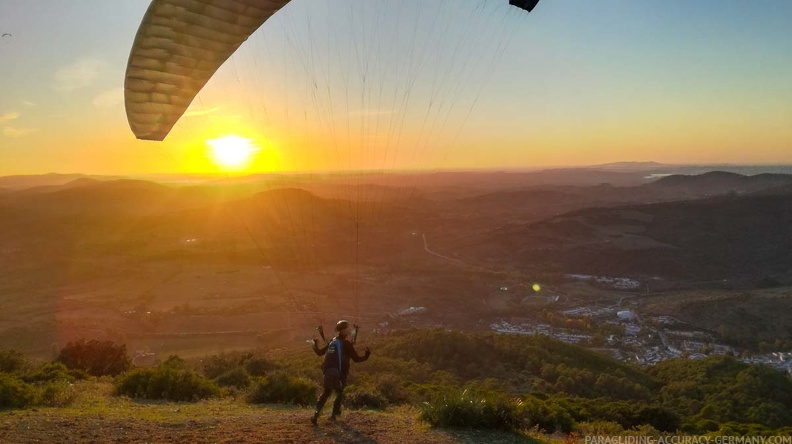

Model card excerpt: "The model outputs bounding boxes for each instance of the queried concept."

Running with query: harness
[329,338,343,373]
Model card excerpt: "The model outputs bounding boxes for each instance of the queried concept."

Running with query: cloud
[2,111,38,137]
[3,127,39,138]
[53,58,107,92]
[22,100,36,107]
[93,87,124,108]
[0,112,20,123]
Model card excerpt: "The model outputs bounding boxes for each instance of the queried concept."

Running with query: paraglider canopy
[124,0,292,141]
[509,0,540,12]
[124,0,540,142]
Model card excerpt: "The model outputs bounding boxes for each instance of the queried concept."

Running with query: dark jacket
[313,335,369,379]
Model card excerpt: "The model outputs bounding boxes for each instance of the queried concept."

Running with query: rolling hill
[463,187,792,285]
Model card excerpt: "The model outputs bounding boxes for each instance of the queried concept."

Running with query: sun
[206,135,258,170]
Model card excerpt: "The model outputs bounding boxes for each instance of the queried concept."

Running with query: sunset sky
[1,0,791,176]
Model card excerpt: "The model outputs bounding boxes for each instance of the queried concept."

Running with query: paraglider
[124,0,540,141]
[122,0,544,338]
[510,0,540,12]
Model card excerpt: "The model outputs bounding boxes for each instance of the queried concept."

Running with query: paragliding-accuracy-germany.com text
[583,437,792,444]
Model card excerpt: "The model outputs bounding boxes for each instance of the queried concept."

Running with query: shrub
[405,383,449,402]
[202,352,245,379]
[214,367,251,389]
[343,385,387,409]
[160,355,187,369]
[419,389,524,431]
[247,371,315,406]
[0,349,29,374]
[634,405,680,432]
[202,351,274,379]
[371,373,412,405]
[692,419,720,433]
[576,421,625,435]
[114,367,220,402]
[57,339,131,376]
[25,362,87,384]
[244,356,275,377]
[0,373,35,409]
[37,380,78,407]
[516,395,575,433]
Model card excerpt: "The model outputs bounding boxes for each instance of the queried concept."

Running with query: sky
[1,0,791,176]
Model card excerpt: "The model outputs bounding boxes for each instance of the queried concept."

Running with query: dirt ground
[0,386,539,444]
[0,410,540,444]
[0,409,456,444]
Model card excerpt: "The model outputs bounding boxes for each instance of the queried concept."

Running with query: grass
[0,381,553,443]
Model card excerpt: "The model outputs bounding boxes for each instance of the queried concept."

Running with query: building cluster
[490,307,791,376]
[561,306,615,317]
[565,274,642,290]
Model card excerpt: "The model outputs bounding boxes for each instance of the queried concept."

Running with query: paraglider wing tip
[133,131,167,142]
[141,135,166,142]
[509,0,540,12]
[126,116,169,141]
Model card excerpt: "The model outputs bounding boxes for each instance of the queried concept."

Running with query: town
[487,275,792,375]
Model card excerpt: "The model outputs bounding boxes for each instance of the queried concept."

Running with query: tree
[57,339,131,376]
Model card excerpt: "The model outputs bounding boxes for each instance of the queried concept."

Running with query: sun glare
[206,135,258,170]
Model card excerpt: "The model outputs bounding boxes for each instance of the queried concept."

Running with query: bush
[576,421,625,435]
[25,362,87,384]
[214,367,251,389]
[634,405,680,432]
[201,351,275,379]
[343,385,387,409]
[247,371,316,406]
[160,355,187,370]
[0,373,35,409]
[419,389,524,431]
[0,349,29,374]
[37,380,78,407]
[202,352,245,379]
[405,383,449,402]
[517,395,575,433]
[371,373,412,405]
[57,339,131,376]
[244,356,275,377]
[114,367,220,402]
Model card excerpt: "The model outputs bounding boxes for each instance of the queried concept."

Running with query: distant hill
[0,179,202,218]
[648,171,792,196]
[594,161,670,171]
[428,172,792,253]
[4,171,792,282]
[465,187,792,285]
[1,178,383,269]
[0,173,121,190]
[452,172,792,213]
